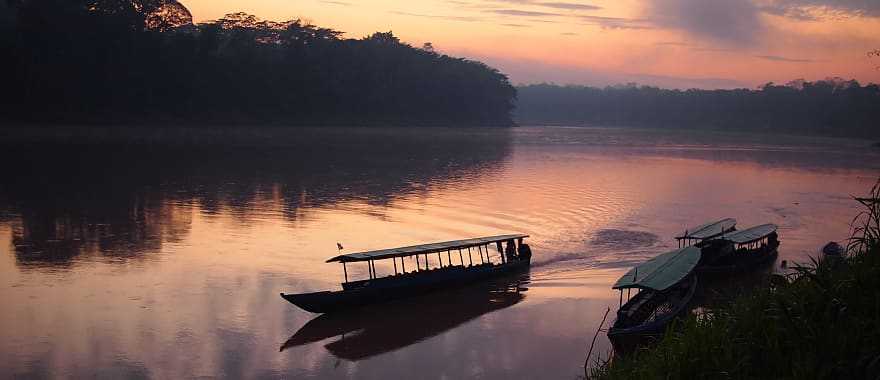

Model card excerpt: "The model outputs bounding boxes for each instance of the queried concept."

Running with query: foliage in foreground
[592,180,880,379]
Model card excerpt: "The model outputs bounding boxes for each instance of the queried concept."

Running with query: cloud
[645,0,765,46]
[760,0,880,19]
[501,23,531,27]
[561,32,579,35]
[655,41,690,46]
[536,2,602,11]
[319,0,352,6]
[487,9,565,17]
[391,11,482,22]
[755,54,814,62]
[759,4,819,20]
[690,47,736,52]
[581,15,650,29]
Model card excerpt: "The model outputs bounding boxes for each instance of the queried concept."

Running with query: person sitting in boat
[518,242,532,261]
[505,240,517,261]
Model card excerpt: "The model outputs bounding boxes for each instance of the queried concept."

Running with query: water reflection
[282,273,529,361]
[0,126,876,379]
[513,126,880,172]
[0,128,513,268]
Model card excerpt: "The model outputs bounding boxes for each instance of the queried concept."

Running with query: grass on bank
[591,180,880,380]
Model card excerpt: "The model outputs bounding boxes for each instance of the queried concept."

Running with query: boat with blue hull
[281,234,532,313]
[608,246,701,354]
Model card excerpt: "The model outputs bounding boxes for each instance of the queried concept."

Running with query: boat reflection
[281,272,530,361]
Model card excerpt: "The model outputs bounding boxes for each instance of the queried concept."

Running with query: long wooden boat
[697,224,779,274]
[608,246,701,354]
[675,218,737,248]
[280,234,532,313]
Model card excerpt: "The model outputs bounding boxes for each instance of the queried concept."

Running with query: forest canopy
[515,80,879,138]
[0,0,517,126]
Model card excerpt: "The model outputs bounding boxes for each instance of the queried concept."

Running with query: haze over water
[1,126,877,379]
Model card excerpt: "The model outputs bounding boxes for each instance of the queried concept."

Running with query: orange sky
[179,0,880,89]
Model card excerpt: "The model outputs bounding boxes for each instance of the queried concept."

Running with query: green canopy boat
[697,223,780,274]
[675,218,737,247]
[608,246,701,353]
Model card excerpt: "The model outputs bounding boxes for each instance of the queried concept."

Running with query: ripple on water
[590,229,660,251]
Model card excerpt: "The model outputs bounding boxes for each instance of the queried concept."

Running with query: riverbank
[591,181,880,379]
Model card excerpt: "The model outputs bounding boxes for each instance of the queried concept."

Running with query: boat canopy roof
[612,246,701,291]
[326,234,529,263]
[723,224,777,245]
[675,218,736,240]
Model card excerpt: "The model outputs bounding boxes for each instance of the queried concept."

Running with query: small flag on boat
[337,242,344,251]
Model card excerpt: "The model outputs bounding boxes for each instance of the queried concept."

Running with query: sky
[179,0,880,89]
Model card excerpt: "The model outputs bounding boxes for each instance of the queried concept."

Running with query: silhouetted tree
[0,1,516,126]
[515,80,879,138]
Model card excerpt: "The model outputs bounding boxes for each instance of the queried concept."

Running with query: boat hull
[608,275,698,354]
[281,259,530,314]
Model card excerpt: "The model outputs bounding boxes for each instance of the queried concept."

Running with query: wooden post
[401,256,406,273]
[459,248,464,266]
[343,262,348,283]
[425,254,429,270]
[447,250,452,266]
[438,252,443,267]
[416,255,420,271]
[468,247,473,266]
[393,257,398,274]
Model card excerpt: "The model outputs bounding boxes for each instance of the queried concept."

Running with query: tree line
[0,0,516,126]
[515,80,879,138]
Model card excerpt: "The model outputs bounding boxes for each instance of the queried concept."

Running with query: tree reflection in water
[0,127,513,268]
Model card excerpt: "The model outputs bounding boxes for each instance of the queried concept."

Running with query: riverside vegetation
[517,81,879,138]
[590,179,880,379]
[0,0,516,126]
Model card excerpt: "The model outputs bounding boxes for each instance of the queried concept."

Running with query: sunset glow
[179,0,880,88]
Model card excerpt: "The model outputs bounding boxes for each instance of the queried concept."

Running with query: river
[1,126,877,379]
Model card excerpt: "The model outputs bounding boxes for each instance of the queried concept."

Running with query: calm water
[1,126,877,379]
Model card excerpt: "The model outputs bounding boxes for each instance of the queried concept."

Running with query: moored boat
[675,218,737,248]
[608,246,701,354]
[280,234,532,313]
[697,224,779,274]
